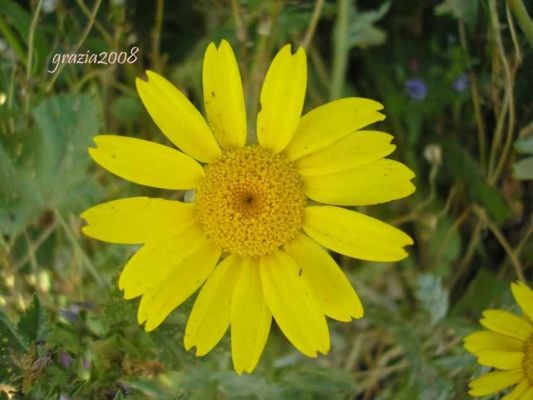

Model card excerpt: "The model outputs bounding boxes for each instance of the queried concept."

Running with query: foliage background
[0,0,532,399]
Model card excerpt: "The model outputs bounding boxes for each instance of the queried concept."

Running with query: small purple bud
[405,78,427,101]
[59,351,73,369]
[452,74,468,92]
[82,358,91,370]
[409,59,420,73]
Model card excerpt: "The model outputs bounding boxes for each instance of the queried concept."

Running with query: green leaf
[0,309,26,380]
[451,269,508,317]
[514,136,533,154]
[347,2,390,49]
[31,94,101,208]
[434,0,479,31]
[280,367,357,400]
[0,0,49,72]
[440,139,511,223]
[0,94,102,235]
[415,274,449,324]
[513,156,533,180]
[214,372,282,400]
[17,295,48,346]
[427,216,461,272]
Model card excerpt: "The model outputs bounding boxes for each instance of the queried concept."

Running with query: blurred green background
[0,0,532,399]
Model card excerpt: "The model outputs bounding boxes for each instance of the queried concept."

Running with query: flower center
[524,334,533,384]
[195,146,306,258]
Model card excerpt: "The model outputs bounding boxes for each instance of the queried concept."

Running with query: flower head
[405,78,427,101]
[464,281,533,398]
[81,40,415,373]
[452,74,469,93]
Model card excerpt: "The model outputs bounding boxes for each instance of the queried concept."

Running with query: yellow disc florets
[195,146,306,257]
[524,334,533,384]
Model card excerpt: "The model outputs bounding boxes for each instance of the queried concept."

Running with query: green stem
[507,0,533,47]
[473,205,525,282]
[151,0,165,72]
[54,210,107,287]
[330,0,350,100]
[25,0,44,117]
[0,14,27,65]
[302,0,325,50]
[46,0,103,92]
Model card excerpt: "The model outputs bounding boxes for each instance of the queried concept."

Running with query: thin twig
[472,205,525,281]
[458,21,487,171]
[434,206,471,267]
[302,0,325,50]
[151,0,165,72]
[507,0,533,47]
[488,0,516,184]
[506,3,523,62]
[13,219,58,270]
[24,0,44,117]
[46,0,103,92]
[75,0,114,45]
[54,210,107,287]
[450,217,483,290]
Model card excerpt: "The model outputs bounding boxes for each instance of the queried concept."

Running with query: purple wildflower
[452,74,468,92]
[58,351,73,369]
[405,78,427,101]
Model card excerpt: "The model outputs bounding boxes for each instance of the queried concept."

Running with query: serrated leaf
[31,94,101,208]
[0,309,26,380]
[280,367,357,400]
[17,296,48,346]
[214,372,282,400]
[347,2,390,49]
[513,156,533,180]
[415,274,448,324]
[0,94,102,235]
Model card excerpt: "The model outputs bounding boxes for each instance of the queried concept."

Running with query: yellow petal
[464,331,524,354]
[231,257,272,374]
[88,135,204,190]
[511,281,533,321]
[203,40,247,149]
[283,234,363,322]
[81,197,195,244]
[184,255,241,356]
[303,159,415,206]
[284,98,385,161]
[501,380,530,400]
[468,369,523,397]
[303,206,413,262]
[481,310,533,341]
[136,70,221,162]
[137,238,221,331]
[119,224,205,299]
[476,350,524,369]
[516,386,533,400]
[295,131,396,176]
[257,44,307,154]
[259,250,330,357]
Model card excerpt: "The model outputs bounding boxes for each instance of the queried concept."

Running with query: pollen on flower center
[195,146,306,257]
[524,334,533,384]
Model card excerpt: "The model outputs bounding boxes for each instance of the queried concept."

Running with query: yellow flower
[464,281,533,398]
[81,40,415,373]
